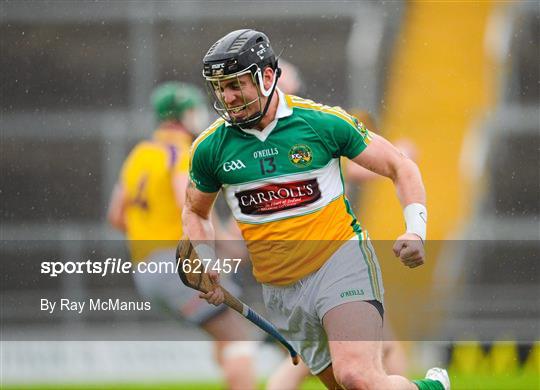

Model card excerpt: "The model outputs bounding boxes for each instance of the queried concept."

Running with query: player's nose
[222,89,239,106]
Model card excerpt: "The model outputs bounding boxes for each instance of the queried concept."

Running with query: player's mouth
[228,105,249,118]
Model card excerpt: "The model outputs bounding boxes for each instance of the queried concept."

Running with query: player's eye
[212,83,225,94]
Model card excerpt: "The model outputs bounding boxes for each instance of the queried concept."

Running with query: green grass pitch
[2,373,539,390]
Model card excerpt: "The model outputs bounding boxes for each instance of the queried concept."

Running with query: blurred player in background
[186,29,449,390]
[107,82,256,390]
[266,60,410,390]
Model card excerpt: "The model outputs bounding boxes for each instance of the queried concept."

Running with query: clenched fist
[392,232,425,268]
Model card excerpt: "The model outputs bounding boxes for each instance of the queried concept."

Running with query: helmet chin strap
[238,67,282,129]
[256,66,280,97]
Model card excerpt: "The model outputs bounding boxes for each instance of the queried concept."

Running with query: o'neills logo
[235,178,321,215]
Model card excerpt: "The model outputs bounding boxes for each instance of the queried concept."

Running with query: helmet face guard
[202,29,281,129]
[204,64,279,128]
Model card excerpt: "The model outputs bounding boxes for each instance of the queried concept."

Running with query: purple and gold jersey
[120,128,192,260]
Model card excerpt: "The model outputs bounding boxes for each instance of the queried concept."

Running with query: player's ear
[262,66,275,90]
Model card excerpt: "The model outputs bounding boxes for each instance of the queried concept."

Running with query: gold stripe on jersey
[238,196,357,285]
[290,96,373,142]
[189,118,225,167]
[290,96,358,129]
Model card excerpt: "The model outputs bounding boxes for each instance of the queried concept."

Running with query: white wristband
[403,203,427,241]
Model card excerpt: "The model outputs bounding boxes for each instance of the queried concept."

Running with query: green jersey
[190,91,372,284]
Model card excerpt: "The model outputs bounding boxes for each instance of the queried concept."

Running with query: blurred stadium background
[1,1,538,389]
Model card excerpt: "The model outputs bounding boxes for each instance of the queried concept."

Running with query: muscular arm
[351,133,425,207]
[346,138,418,184]
[181,181,219,242]
[182,181,225,304]
[352,133,426,268]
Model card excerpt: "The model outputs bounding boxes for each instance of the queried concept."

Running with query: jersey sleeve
[189,140,221,193]
[332,111,372,159]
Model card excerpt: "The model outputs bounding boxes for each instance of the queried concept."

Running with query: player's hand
[393,232,425,268]
[198,271,224,306]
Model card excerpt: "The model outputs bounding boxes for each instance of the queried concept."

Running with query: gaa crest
[288,144,313,167]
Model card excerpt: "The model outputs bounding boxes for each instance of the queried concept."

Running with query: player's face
[209,71,264,122]
[221,75,258,119]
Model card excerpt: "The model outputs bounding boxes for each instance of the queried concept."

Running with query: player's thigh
[262,279,334,376]
[323,301,385,376]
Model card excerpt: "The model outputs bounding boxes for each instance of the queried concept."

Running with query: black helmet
[202,29,281,129]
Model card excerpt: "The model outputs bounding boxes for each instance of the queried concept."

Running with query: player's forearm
[392,158,426,207]
[181,182,219,243]
[181,200,222,288]
[108,214,126,233]
[393,159,428,241]
[182,207,216,243]
[107,184,127,232]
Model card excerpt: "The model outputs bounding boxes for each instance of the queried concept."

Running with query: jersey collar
[225,88,293,142]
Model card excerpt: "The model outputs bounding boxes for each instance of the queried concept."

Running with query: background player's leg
[383,339,409,376]
[134,255,257,389]
[267,358,311,390]
[383,322,408,375]
[323,301,417,389]
[202,308,257,390]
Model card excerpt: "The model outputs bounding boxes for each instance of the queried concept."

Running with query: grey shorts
[133,248,240,325]
[262,236,384,374]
